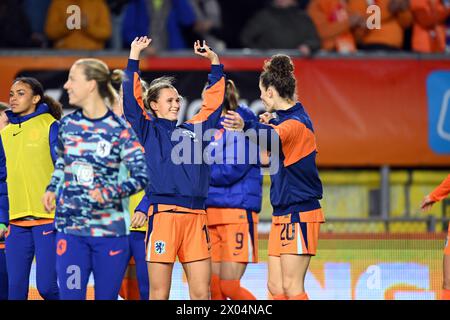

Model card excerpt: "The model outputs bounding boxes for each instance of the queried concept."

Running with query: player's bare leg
[183,258,211,300]
[148,262,174,300]
[267,255,284,298]
[280,254,311,299]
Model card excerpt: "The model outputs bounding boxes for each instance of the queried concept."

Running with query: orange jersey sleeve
[271,119,317,167]
[430,174,450,202]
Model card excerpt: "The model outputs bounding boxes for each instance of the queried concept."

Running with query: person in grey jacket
[240,0,321,55]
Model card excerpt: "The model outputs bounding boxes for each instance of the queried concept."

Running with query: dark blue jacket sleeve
[49,121,59,164]
[243,120,279,152]
[123,58,153,145]
[183,64,225,133]
[0,137,8,225]
[135,194,151,216]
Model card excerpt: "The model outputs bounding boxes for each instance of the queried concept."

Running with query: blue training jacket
[244,102,323,220]
[123,58,226,211]
[205,105,262,212]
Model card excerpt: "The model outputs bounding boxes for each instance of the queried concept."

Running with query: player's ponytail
[223,79,239,112]
[41,95,63,120]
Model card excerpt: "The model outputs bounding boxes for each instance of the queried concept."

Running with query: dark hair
[145,76,177,117]
[13,77,63,120]
[223,79,239,112]
[259,54,296,100]
[74,58,117,108]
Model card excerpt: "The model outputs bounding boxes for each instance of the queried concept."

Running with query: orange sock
[220,279,256,300]
[442,289,450,300]
[289,293,309,300]
[272,294,288,300]
[210,274,225,300]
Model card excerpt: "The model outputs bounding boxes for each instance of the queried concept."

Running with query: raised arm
[183,40,225,132]
[222,110,317,167]
[422,175,450,211]
[123,36,153,144]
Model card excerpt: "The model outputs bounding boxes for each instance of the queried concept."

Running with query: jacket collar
[156,117,178,129]
[6,103,50,124]
[276,102,302,119]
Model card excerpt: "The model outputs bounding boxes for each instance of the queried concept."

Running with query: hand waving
[194,40,220,65]
[130,36,152,60]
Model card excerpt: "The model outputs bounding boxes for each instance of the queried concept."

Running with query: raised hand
[130,36,152,60]
[221,110,244,131]
[194,40,220,65]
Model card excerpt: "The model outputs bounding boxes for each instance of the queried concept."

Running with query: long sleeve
[244,117,317,167]
[123,58,153,145]
[101,127,148,200]
[430,175,450,202]
[135,194,151,215]
[49,121,59,164]
[243,120,278,153]
[0,137,8,225]
[46,123,66,193]
[183,64,225,132]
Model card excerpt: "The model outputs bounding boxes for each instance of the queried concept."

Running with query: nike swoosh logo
[42,230,54,236]
[281,243,290,247]
[109,250,122,256]
[233,253,240,256]
[13,131,23,136]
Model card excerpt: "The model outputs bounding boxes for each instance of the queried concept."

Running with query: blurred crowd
[0,0,449,54]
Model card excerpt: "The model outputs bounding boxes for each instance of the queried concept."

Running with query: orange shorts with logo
[207,208,258,263]
[145,210,210,263]
[268,209,324,257]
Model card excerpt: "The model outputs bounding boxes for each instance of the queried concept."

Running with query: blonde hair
[74,58,116,107]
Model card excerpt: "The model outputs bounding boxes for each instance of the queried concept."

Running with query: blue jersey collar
[6,103,50,124]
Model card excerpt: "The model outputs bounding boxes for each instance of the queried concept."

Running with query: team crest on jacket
[96,140,112,157]
[155,240,166,254]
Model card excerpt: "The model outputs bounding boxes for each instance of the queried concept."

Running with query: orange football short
[145,211,210,263]
[268,209,324,257]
